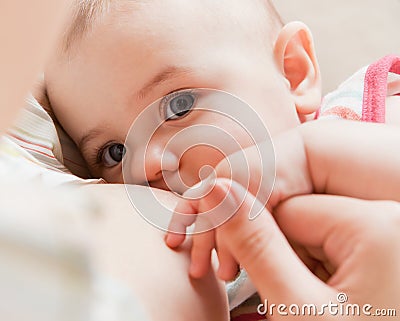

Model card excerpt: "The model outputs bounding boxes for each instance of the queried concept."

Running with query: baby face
[46,0,301,191]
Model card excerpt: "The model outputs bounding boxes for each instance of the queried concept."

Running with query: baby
[44,0,320,186]
[45,0,399,258]
[44,0,400,258]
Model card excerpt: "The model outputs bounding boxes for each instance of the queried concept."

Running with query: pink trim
[314,106,321,120]
[320,106,361,121]
[362,55,400,123]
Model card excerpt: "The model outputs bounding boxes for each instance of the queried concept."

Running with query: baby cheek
[97,167,124,184]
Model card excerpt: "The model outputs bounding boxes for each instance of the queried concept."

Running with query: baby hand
[165,127,313,278]
[166,178,255,280]
[165,172,310,280]
[214,128,313,210]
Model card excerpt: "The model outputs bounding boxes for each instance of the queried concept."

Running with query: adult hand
[169,180,400,320]
[225,188,400,320]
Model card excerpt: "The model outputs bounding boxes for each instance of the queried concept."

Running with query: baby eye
[163,91,196,120]
[101,143,126,167]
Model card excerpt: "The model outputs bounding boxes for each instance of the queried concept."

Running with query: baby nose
[143,145,179,183]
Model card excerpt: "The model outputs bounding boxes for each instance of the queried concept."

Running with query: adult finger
[274,195,390,268]
[209,179,334,306]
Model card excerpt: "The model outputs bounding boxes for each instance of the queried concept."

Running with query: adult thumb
[217,181,335,312]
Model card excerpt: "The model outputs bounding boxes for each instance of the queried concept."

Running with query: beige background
[272,0,400,93]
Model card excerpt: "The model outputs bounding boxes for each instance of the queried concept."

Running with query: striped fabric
[6,95,69,173]
[317,55,400,122]
[2,94,102,185]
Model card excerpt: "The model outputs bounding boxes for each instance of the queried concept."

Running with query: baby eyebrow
[136,66,193,100]
[79,68,193,152]
[78,128,104,153]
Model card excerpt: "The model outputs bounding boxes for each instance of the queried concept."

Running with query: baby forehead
[63,0,277,57]
[111,0,270,36]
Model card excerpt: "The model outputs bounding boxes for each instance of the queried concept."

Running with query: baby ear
[274,21,321,115]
